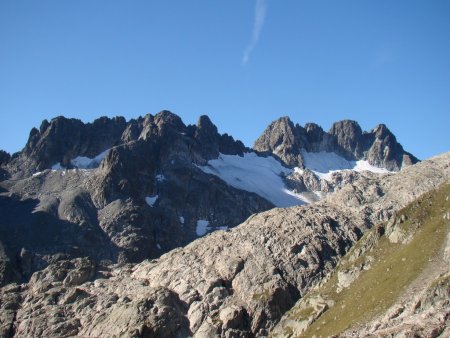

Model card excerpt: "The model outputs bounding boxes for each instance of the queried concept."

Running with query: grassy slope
[281,182,450,337]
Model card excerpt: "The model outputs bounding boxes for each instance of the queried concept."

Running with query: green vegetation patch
[289,182,450,337]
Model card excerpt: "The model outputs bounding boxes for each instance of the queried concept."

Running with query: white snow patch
[156,174,165,182]
[301,150,356,173]
[71,148,110,169]
[51,148,110,170]
[301,150,390,181]
[199,152,306,207]
[51,163,64,170]
[354,160,391,174]
[179,216,185,224]
[196,220,211,236]
[145,195,159,207]
[217,226,228,231]
[32,171,44,177]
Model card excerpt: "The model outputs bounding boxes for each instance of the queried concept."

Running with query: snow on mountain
[156,174,166,182]
[145,195,159,207]
[196,220,211,236]
[199,151,391,207]
[199,152,307,207]
[51,148,111,170]
[51,163,65,170]
[301,150,390,181]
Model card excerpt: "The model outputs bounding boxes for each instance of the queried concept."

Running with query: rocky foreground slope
[274,175,450,337]
[1,151,448,337]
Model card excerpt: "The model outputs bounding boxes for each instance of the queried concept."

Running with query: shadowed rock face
[254,117,418,170]
[24,116,128,171]
[0,150,10,166]
[329,120,365,159]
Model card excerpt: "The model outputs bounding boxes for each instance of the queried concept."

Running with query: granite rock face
[254,117,418,170]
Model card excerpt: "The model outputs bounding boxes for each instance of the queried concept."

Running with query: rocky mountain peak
[153,110,185,130]
[21,115,128,171]
[364,123,419,170]
[304,123,330,151]
[194,115,221,160]
[328,119,364,159]
[372,123,392,139]
[196,114,217,133]
[138,110,188,140]
[304,122,323,134]
[253,116,306,167]
[0,150,11,166]
[254,117,418,170]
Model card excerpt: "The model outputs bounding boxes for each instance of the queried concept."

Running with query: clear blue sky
[1,0,449,160]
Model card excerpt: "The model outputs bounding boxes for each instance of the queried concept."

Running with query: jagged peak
[304,122,323,132]
[304,123,325,141]
[196,115,218,133]
[253,117,417,170]
[0,149,10,166]
[371,123,394,139]
[329,119,363,136]
[268,116,295,129]
[154,110,183,123]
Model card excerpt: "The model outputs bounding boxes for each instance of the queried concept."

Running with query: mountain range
[0,111,447,337]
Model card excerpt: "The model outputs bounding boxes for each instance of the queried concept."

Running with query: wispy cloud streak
[242,0,267,65]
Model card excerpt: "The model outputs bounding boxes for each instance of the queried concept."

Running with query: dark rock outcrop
[329,119,365,159]
[364,123,418,171]
[0,150,10,166]
[24,116,127,171]
[254,117,418,170]
[253,116,307,167]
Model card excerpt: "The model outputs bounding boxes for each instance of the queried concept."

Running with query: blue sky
[1,0,449,160]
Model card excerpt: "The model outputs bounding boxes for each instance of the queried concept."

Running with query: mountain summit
[254,116,418,170]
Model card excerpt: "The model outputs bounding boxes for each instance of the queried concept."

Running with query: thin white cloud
[242,0,267,65]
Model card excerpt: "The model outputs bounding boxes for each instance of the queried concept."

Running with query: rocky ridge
[254,117,418,170]
[1,152,448,337]
[0,111,272,287]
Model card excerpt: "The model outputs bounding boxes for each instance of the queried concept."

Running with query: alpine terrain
[0,111,448,337]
